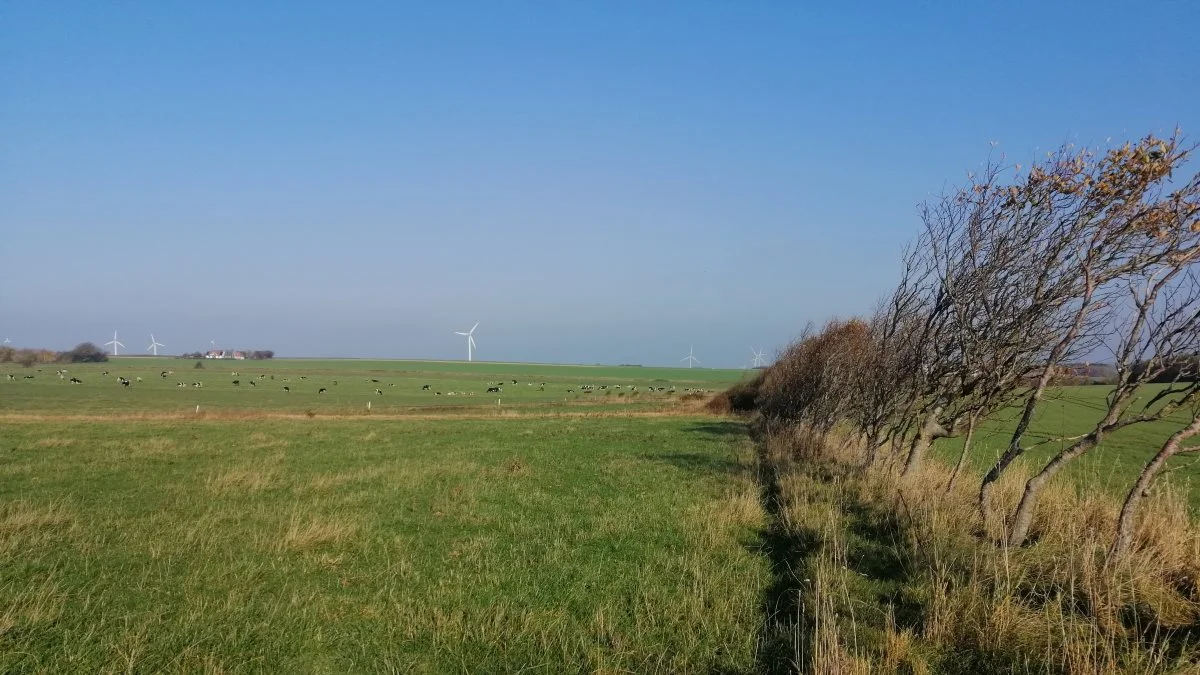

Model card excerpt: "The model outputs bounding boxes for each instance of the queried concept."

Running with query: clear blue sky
[2,2,1197,366]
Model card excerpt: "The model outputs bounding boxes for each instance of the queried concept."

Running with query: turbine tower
[681,345,700,368]
[104,330,125,356]
[147,334,165,356]
[751,348,767,368]
[454,323,479,362]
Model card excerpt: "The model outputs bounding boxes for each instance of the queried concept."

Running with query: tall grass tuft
[758,422,1200,673]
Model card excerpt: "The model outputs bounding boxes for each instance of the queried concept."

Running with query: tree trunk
[979,294,1094,508]
[902,410,949,478]
[946,413,978,493]
[1110,417,1200,560]
[1008,434,1100,546]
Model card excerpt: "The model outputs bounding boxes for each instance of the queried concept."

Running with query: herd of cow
[5,369,715,398]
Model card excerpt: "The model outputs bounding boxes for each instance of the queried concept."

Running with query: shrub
[58,342,108,363]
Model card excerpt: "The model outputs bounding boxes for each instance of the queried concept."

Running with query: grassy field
[1,358,747,415]
[0,359,769,672]
[931,384,1200,506]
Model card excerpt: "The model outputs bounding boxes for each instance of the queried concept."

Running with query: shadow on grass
[684,421,751,438]
[639,451,745,478]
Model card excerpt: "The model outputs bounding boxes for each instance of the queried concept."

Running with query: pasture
[931,384,1200,507]
[0,359,767,672]
[0,357,746,416]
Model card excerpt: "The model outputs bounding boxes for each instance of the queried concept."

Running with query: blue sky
[2,2,1197,366]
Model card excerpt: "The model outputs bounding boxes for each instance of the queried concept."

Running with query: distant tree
[194,361,204,369]
[59,342,109,363]
[250,350,274,360]
[16,350,37,367]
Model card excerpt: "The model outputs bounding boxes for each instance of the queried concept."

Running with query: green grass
[0,413,769,672]
[0,358,746,414]
[931,384,1200,506]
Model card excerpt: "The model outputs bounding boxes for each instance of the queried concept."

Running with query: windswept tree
[978,136,1200,510]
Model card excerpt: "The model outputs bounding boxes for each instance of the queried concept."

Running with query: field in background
[0,357,748,415]
[931,384,1200,506]
[0,360,769,672]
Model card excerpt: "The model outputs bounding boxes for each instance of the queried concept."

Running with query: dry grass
[760,422,1200,673]
[0,500,75,533]
[279,514,359,552]
[34,436,75,448]
[206,467,275,493]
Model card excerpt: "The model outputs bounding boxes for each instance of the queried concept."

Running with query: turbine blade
[470,322,479,333]
[469,335,476,349]
[454,332,468,335]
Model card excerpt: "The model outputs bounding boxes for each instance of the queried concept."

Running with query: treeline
[178,350,275,360]
[722,133,1200,670]
[0,342,110,366]
[731,133,1200,552]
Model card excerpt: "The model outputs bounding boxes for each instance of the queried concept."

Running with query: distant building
[205,350,226,359]
[232,351,246,360]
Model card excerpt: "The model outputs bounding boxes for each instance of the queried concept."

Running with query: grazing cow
[375,389,383,395]
[70,377,82,384]
[23,375,34,379]
[421,384,430,390]
[136,377,143,383]
[6,374,14,381]
[435,392,442,396]
[299,376,307,380]
[370,378,380,383]
[318,388,327,394]
[102,371,109,376]
[161,371,169,378]
[177,382,185,388]
[389,383,396,387]
[486,386,501,393]
[249,380,256,386]
[283,386,290,392]
[232,380,240,385]
[566,389,574,393]
[512,379,518,385]
[121,380,130,388]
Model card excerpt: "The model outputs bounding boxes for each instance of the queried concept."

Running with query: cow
[375,389,383,395]
[136,377,143,383]
[6,374,14,381]
[421,384,430,390]
[486,386,501,393]
[232,380,240,385]
[249,380,256,387]
[318,388,327,394]
[283,386,290,392]
[121,380,130,388]
[512,379,518,385]
[70,377,82,384]
[161,371,169,378]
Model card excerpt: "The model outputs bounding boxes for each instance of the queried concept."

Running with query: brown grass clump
[206,467,274,494]
[280,514,358,552]
[34,437,75,448]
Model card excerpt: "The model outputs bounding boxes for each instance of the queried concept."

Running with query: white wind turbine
[104,330,125,356]
[454,322,479,361]
[681,345,700,368]
[147,334,165,356]
[751,348,767,368]
[2,337,10,345]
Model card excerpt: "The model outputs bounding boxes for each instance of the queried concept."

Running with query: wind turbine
[454,323,479,362]
[104,330,125,356]
[147,334,165,356]
[2,337,9,345]
[681,345,700,368]
[751,348,767,368]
